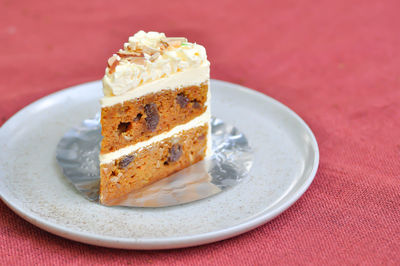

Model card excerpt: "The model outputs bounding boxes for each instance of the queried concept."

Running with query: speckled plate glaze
[0,80,319,250]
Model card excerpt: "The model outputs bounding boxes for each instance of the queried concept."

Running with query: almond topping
[117,49,142,57]
[107,55,118,67]
[149,52,160,62]
[160,40,169,50]
[107,55,119,74]
[127,56,146,65]
[142,46,160,55]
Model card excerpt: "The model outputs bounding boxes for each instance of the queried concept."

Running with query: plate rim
[0,79,319,249]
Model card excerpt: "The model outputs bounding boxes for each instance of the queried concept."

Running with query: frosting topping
[103,31,209,96]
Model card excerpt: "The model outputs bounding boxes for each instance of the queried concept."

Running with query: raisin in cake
[99,31,211,205]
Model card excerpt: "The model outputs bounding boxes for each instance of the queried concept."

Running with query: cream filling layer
[100,109,211,164]
[101,63,209,107]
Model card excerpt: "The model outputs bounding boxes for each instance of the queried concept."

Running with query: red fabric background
[1,0,399,264]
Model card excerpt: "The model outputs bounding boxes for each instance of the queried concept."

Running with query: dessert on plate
[99,31,211,205]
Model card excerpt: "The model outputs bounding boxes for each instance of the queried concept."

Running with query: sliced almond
[107,55,119,74]
[107,55,118,67]
[117,49,142,57]
[160,40,169,50]
[149,52,160,62]
[127,56,146,65]
[142,45,160,55]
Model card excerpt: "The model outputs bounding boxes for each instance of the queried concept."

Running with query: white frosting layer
[101,63,209,107]
[102,31,209,97]
[100,109,211,164]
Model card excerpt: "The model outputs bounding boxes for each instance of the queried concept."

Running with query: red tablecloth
[1,0,399,264]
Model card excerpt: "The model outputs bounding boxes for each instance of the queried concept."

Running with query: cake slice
[99,31,211,205]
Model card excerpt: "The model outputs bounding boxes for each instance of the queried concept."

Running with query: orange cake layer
[101,82,208,153]
[99,124,209,205]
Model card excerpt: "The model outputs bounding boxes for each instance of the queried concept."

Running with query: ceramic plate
[0,80,319,249]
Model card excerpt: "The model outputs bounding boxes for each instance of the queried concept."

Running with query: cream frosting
[100,109,211,164]
[102,31,209,98]
[101,63,209,107]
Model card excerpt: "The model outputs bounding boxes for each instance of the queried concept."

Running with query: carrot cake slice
[99,31,211,205]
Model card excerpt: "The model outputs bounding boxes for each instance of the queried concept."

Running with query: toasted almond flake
[160,40,169,50]
[142,46,160,55]
[149,52,160,62]
[127,56,146,65]
[117,49,142,57]
[107,55,119,74]
[107,55,118,67]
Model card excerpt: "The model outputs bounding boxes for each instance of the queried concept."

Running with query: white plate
[0,80,319,249]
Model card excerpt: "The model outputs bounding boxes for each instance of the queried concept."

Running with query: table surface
[1,0,399,264]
